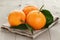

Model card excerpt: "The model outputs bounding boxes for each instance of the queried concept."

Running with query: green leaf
[11,23,33,34]
[11,24,28,30]
[41,9,54,28]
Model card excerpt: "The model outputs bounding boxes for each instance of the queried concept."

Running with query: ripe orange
[8,10,26,26]
[26,10,46,30]
[23,6,38,15]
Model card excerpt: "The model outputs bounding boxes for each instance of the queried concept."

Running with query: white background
[0,0,60,40]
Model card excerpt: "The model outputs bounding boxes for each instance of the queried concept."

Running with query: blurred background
[0,0,60,40]
[0,0,60,26]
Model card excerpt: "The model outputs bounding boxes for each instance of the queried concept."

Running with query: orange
[23,6,38,15]
[26,10,46,30]
[8,10,26,26]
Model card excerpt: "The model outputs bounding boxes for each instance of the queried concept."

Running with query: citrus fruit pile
[8,5,53,33]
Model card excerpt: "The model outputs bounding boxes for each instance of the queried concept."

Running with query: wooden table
[0,0,60,40]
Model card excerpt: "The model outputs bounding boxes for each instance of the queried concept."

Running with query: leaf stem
[39,5,44,11]
[20,20,33,34]
[25,23,33,34]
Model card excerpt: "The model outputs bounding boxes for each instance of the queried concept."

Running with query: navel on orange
[8,10,26,26]
[26,10,46,30]
[23,6,38,15]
